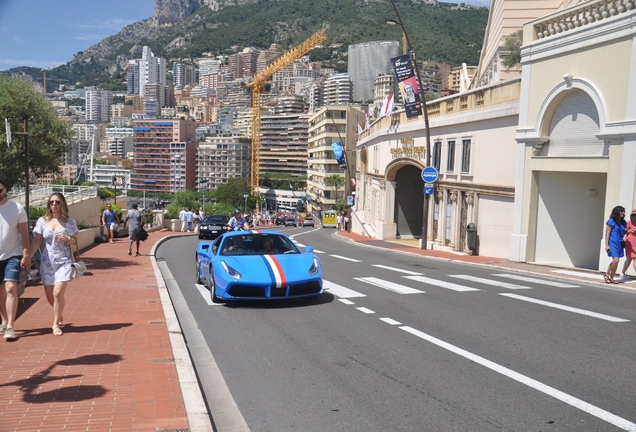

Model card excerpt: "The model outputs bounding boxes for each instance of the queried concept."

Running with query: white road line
[380,317,402,325]
[552,269,605,281]
[404,275,480,292]
[295,243,305,248]
[372,264,423,275]
[357,307,375,314]
[355,277,425,294]
[450,274,531,290]
[330,254,362,262]
[339,299,355,305]
[323,280,366,298]
[493,273,580,288]
[400,326,636,431]
[313,250,326,254]
[194,283,215,306]
[499,293,630,323]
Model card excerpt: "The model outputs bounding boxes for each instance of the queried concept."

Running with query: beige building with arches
[512,0,636,272]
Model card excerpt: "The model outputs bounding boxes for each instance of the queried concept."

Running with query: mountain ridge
[3,0,489,91]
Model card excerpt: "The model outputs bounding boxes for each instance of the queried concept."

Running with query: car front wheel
[195,257,202,284]
[209,266,223,303]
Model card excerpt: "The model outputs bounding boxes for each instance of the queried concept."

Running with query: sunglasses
[49,200,62,205]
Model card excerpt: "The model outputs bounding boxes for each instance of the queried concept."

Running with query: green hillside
[4,0,488,91]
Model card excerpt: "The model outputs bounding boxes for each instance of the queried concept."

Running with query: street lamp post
[143,179,156,210]
[386,0,432,250]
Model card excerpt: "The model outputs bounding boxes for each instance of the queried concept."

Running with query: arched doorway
[394,165,424,238]
[533,89,607,269]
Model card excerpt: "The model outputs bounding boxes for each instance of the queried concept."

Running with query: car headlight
[201,225,208,229]
[308,257,320,276]
[221,261,241,279]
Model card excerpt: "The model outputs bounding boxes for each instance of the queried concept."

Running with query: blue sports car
[195,230,323,303]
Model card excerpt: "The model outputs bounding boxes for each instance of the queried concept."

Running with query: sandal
[604,274,612,284]
[135,252,141,256]
[128,249,132,256]
[611,278,620,284]
[52,326,63,336]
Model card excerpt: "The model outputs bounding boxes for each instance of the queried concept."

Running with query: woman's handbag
[137,227,149,241]
[70,241,87,279]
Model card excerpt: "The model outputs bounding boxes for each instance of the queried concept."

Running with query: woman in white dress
[28,193,78,336]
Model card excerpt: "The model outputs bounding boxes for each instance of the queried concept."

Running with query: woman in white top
[29,193,78,336]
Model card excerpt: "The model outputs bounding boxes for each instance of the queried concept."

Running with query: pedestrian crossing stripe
[493,274,579,288]
[404,275,481,292]
[323,280,366,298]
[372,264,422,275]
[354,277,424,294]
[450,274,532,290]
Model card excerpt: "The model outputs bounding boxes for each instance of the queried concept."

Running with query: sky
[0,0,490,71]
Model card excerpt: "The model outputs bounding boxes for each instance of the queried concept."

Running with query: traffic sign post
[421,166,439,183]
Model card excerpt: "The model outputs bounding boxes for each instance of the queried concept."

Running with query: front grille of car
[228,285,265,297]
[289,281,322,296]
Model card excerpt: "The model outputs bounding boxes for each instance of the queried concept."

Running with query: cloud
[12,36,24,44]
[75,33,105,42]
[0,58,65,70]
[67,18,135,32]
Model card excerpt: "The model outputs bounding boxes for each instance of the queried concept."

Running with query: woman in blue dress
[28,193,78,335]
[604,205,626,284]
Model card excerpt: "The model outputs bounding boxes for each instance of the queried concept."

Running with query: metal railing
[8,185,98,208]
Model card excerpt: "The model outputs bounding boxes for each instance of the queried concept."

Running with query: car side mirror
[305,246,314,253]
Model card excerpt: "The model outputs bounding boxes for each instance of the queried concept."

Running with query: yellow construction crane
[245,30,327,193]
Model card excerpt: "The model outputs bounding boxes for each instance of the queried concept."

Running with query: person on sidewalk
[179,207,187,232]
[186,208,193,232]
[29,192,78,337]
[604,205,626,284]
[102,204,120,244]
[124,203,145,257]
[620,208,636,280]
[344,213,350,232]
[336,213,342,232]
[0,180,31,340]
[193,210,201,233]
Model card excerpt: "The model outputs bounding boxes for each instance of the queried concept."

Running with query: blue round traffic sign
[421,166,439,183]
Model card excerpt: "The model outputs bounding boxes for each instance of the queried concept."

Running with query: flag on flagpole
[365,112,370,130]
[358,122,363,134]
[380,93,394,117]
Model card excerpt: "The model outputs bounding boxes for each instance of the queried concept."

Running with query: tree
[326,174,345,201]
[0,76,74,189]
[213,177,253,211]
[502,30,523,70]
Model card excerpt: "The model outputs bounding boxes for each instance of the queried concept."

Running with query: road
[156,227,636,432]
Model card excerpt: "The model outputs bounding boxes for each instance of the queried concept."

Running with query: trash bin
[466,223,477,251]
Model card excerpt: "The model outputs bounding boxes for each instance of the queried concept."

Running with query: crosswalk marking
[330,254,362,262]
[357,307,375,314]
[450,275,531,290]
[372,264,423,275]
[339,299,355,305]
[404,275,480,292]
[552,269,605,281]
[323,280,366,298]
[493,273,579,288]
[355,277,424,294]
[313,249,326,254]
[499,293,630,322]
[194,283,216,306]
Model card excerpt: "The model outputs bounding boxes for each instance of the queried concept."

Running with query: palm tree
[326,174,345,203]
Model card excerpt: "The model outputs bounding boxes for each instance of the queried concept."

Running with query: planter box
[77,226,102,251]
[164,219,180,231]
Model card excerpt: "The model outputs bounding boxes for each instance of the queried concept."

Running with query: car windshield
[220,234,300,256]
[203,215,229,225]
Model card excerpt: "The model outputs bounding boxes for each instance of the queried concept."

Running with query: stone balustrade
[533,0,635,40]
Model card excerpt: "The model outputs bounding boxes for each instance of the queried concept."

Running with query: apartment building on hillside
[132,119,198,194]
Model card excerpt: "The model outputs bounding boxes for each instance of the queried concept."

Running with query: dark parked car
[199,215,230,240]
[284,217,297,227]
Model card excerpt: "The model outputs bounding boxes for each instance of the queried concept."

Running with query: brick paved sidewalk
[0,230,193,432]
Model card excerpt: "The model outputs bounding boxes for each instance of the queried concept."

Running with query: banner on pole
[391,54,422,119]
